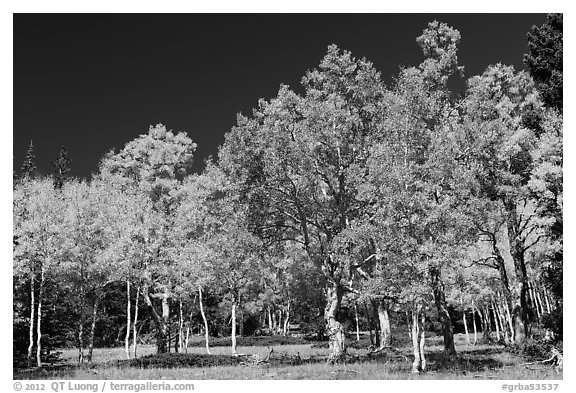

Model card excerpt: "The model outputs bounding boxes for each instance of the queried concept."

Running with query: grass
[14,333,562,380]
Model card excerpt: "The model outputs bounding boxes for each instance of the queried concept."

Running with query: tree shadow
[458,347,506,356]
[424,350,505,373]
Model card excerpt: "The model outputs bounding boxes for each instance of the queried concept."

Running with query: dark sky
[13,14,547,179]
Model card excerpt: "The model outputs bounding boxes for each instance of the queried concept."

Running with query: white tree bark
[528,282,540,321]
[36,265,45,368]
[125,280,131,359]
[132,285,140,358]
[536,290,544,316]
[543,288,552,313]
[501,296,515,343]
[198,286,211,354]
[231,301,238,355]
[78,285,85,363]
[471,302,478,345]
[27,273,35,363]
[87,298,99,362]
[492,301,500,341]
[177,297,184,353]
[184,325,190,353]
[411,310,420,373]
[419,312,426,371]
[354,304,360,342]
[411,307,426,373]
[325,281,345,361]
[460,295,470,345]
[377,299,391,348]
[282,300,291,336]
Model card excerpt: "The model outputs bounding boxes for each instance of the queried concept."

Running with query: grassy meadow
[14,333,562,380]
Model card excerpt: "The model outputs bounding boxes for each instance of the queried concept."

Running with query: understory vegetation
[15,334,562,380]
[14,15,562,378]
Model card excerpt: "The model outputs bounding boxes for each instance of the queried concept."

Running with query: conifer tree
[21,140,37,179]
[52,145,71,190]
[524,13,563,112]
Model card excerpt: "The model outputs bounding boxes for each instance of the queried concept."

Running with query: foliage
[122,353,242,369]
[13,19,562,374]
[52,145,71,189]
[524,14,563,111]
[21,140,37,179]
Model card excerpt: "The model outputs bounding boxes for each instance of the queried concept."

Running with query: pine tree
[21,140,37,179]
[52,145,71,190]
[524,13,563,112]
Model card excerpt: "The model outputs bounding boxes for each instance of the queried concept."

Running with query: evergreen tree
[524,13,563,112]
[52,145,71,190]
[21,140,37,179]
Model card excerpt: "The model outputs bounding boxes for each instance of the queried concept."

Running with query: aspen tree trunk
[535,290,545,317]
[325,280,345,361]
[277,310,282,335]
[78,286,85,363]
[492,300,500,342]
[480,306,491,343]
[430,266,456,358]
[267,306,273,334]
[132,285,140,358]
[460,296,470,345]
[27,273,35,364]
[36,266,46,368]
[198,287,211,354]
[377,299,391,348]
[487,306,494,338]
[162,287,170,353]
[143,285,168,353]
[177,297,184,353]
[488,232,514,310]
[411,309,420,373]
[505,199,532,339]
[185,325,190,353]
[493,300,502,340]
[283,301,290,336]
[513,305,525,343]
[419,312,426,371]
[87,298,99,362]
[528,282,540,322]
[411,307,426,373]
[471,303,478,345]
[503,305,511,343]
[501,305,510,344]
[534,283,544,319]
[168,327,171,353]
[371,300,380,345]
[494,298,508,343]
[500,296,514,343]
[406,310,412,340]
[365,302,375,345]
[494,294,504,342]
[462,309,470,344]
[354,304,360,342]
[271,307,277,334]
[231,300,238,355]
[543,288,552,313]
[125,280,131,359]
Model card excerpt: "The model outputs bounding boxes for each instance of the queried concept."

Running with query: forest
[13,16,563,379]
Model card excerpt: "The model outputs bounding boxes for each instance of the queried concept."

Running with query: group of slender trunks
[26,215,553,370]
[322,263,553,373]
